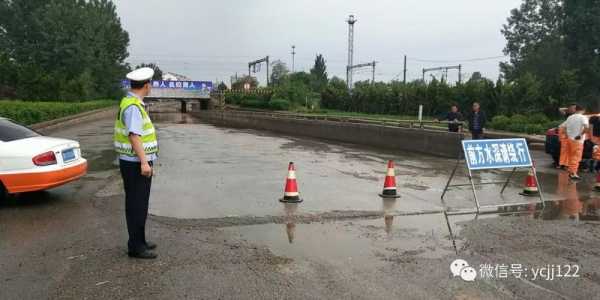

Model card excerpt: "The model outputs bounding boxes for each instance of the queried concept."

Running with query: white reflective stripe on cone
[287,171,296,179]
[285,192,299,196]
[387,169,395,176]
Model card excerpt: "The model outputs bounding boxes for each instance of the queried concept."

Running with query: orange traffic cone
[280,162,303,203]
[520,168,539,196]
[594,173,600,192]
[379,160,401,199]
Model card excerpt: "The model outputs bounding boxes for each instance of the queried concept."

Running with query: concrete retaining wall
[195,110,463,158]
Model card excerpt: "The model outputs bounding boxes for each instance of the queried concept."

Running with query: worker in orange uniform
[560,105,589,180]
[558,104,577,169]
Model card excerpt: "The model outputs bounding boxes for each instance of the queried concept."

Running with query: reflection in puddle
[224,198,473,267]
[498,172,600,222]
[284,203,298,243]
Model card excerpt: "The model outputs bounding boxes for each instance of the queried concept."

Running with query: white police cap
[126,67,154,82]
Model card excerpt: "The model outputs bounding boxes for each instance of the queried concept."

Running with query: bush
[528,113,550,125]
[268,99,290,110]
[488,113,552,134]
[240,98,269,109]
[0,100,115,125]
[489,115,511,131]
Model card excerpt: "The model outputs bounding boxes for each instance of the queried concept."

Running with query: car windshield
[0,119,40,142]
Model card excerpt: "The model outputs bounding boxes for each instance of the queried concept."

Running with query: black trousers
[471,129,484,140]
[119,160,153,253]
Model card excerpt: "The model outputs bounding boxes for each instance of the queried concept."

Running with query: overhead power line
[407,55,507,63]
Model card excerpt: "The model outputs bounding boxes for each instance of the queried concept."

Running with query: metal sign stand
[440,141,546,254]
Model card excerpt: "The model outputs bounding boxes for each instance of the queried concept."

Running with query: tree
[563,0,600,108]
[135,63,163,80]
[0,0,130,100]
[500,0,600,110]
[270,60,289,86]
[232,76,258,90]
[217,81,228,91]
[310,54,328,92]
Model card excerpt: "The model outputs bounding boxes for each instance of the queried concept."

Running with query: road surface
[1,111,599,299]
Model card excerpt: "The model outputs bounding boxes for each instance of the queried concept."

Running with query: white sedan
[0,117,87,197]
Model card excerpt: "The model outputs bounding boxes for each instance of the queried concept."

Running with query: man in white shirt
[560,105,589,180]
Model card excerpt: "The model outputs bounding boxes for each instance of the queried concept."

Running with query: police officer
[114,67,159,259]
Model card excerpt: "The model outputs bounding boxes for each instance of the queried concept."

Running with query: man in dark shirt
[441,104,463,133]
[468,102,487,140]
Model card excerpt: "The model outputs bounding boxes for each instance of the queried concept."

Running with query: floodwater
[143,111,600,265]
[148,112,579,220]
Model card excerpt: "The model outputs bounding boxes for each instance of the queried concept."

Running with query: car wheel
[0,181,7,202]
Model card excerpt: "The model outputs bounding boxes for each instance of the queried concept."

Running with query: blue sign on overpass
[121,80,213,91]
[121,80,213,99]
[462,138,532,170]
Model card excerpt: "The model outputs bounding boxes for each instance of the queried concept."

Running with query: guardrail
[219,108,465,132]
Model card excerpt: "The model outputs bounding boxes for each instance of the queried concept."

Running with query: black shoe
[569,174,581,181]
[128,250,157,259]
[145,241,157,250]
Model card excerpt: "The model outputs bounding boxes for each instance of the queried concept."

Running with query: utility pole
[422,65,461,83]
[248,56,270,86]
[291,45,296,73]
[458,64,462,84]
[372,61,376,84]
[346,14,357,90]
[348,61,377,85]
[403,55,407,85]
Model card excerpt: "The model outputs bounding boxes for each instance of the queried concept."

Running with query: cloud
[115,0,521,84]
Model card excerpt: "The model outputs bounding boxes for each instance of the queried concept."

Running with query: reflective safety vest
[113,96,158,157]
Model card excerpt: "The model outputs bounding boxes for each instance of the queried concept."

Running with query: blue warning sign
[462,138,532,170]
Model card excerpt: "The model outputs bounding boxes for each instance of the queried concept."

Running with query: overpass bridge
[122,80,214,112]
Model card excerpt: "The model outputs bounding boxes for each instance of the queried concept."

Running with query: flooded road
[2,111,600,299]
[148,112,573,220]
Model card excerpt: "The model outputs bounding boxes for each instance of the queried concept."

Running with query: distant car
[0,118,87,197]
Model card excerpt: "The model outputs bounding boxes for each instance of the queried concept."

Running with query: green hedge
[0,100,115,125]
[268,98,290,110]
[488,113,561,134]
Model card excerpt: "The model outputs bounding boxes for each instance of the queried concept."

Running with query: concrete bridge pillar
[181,100,188,113]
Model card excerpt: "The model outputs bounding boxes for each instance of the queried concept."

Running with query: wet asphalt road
[1,111,600,299]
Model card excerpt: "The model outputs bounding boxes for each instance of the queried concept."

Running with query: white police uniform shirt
[119,92,157,162]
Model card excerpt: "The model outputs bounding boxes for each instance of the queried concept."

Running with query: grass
[0,100,116,125]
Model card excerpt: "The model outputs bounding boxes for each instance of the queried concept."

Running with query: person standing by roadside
[438,104,464,133]
[114,67,159,259]
[560,105,589,181]
[467,102,486,140]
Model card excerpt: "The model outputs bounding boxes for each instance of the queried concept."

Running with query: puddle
[144,113,600,220]
[86,149,118,172]
[222,200,477,267]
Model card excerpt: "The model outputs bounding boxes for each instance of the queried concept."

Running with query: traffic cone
[594,173,600,192]
[519,168,539,197]
[280,162,303,203]
[379,160,401,199]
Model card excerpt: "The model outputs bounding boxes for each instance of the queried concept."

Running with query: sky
[114,0,522,86]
